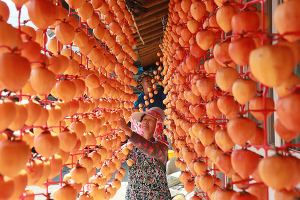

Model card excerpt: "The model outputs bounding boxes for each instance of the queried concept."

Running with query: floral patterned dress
[125,131,172,200]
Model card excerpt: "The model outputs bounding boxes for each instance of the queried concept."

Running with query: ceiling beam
[137,42,162,52]
[136,9,168,27]
[136,29,163,42]
[134,1,169,21]
[138,44,160,52]
[137,39,162,50]
[133,20,144,45]
[138,19,161,31]
[138,23,163,36]
[139,0,169,9]
[140,58,159,68]
[134,26,162,39]
[139,50,161,58]
[140,57,159,63]
[138,46,161,54]
[137,35,163,46]
[138,48,161,56]
[139,50,159,57]
[139,52,160,61]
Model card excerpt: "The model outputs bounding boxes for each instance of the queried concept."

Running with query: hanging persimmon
[228,37,256,66]
[53,184,77,200]
[55,21,75,45]
[9,169,28,199]
[64,58,79,75]
[0,174,14,199]
[87,13,100,29]
[47,38,63,54]
[20,25,36,41]
[35,160,51,187]
[77,1,94,21]
[0,139,31,177]
[24,159,44,185]
[0,1,9,22]
[79,38,95,56]
[48,154,63,180]
[91,0,103,9]
[274,0,300,42]
[8,102,27,131]
[72,79,86,98]
[51,5,68,28]
[70,165,88,184]
[0,53,31,92]
[73,30,89,48]
[31,53,49,69]
[34,130,60,158]
[33,107,49,127]
[22,99,42,126]
[29,67,56,96]
[27,0,57,30]
[227,117,256,146]
[249,45,294,87]
[190,1,206,22]
[65,0,85,9]
[67,15,80,29]
[216,5,238,33]
[56,80,76,102]
[46,105,62,126]
[48,55,62,75]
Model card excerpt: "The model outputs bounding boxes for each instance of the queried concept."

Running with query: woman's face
[141,114,157,139]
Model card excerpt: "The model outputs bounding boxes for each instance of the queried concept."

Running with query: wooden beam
[136,29,163,42]
[139,51,160,57]
[140,55,159,62]
[128,7,144,45]
[138,24,163,36]
[140,51,158,57]
[136,9,168,27]
[134,26,162,39]
[139,53,160,61]
[139,0,169,9]
[138,46,161,54]
[137,39,162,50]
[134,1,169,21]
[138,45,160,53]
[140,58,159,68]
[138,46,160,54]
[137,38,161,46]
[139,50,157,56]
[138,19,161,31]
[138,44,161,53]
[137,35,163,46]
[141,58,159,65]
[137,38,162,48]
[137,38,161,50]
[133,20,144,45]
[139,51,160,58]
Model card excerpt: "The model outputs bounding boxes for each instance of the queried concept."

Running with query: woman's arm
[129,131,168,163]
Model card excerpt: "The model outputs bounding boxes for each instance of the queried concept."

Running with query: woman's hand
[119,117,132,137]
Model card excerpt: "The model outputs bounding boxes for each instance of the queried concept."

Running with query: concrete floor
[28,162,129,200]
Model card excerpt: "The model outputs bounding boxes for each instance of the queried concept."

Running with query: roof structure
[128,0,169,70]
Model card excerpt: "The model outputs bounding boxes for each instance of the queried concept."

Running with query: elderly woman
[120,107,171,200]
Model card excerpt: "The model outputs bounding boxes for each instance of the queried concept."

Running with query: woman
[119,107,172,200]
